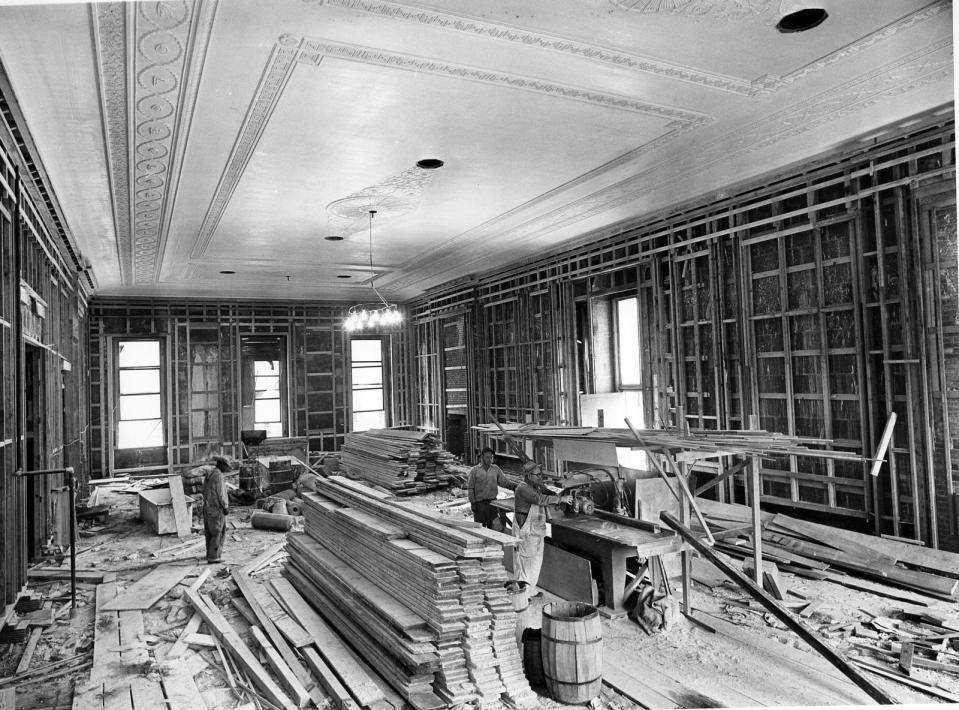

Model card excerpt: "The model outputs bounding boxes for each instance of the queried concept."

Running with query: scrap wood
[101,563,193,611]
[167,612,203,659]
[662,511,898,705]
[151,536,204,558]
[850,658,959,703]
[185,633,217,648]
[249,625,311,708]
[231,570,313,688]
[185,588,297,710]
[15,626,43,675]
[300,646,361,710]
[241,540,288,576]
[0,651,91,687]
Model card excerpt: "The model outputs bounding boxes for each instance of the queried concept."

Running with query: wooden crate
[138,488,194,535]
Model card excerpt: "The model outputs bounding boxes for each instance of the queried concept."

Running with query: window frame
[613,294,642,391]
[240,335,289,439]
[349,336,391,432]
[114,338,165,450]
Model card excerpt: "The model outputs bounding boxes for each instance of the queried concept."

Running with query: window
[241,336,288,438]
[351,338,388,431]
[253,359,283,437]
[615,296,641,387]
[116,340,164,449]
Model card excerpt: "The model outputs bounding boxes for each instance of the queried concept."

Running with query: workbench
[492,498,684,615]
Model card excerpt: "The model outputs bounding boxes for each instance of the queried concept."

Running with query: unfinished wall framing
[87,299,411,480]
[409,111,958,549]
[0,78,91,616]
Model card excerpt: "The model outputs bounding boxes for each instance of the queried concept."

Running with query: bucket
[540,602,603,704]
[508,585,530,646]
[522,627,545,686]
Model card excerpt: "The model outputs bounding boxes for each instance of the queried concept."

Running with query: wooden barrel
[508,586,530,646]
[540,602,603,704]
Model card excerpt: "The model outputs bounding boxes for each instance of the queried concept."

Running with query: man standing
[203,456,232,563]
[512,462,572,597]
[466,447,513,528]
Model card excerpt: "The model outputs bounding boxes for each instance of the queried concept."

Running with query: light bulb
[360,309,368,321]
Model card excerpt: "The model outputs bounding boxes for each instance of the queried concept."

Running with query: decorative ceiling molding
[92,2,132,284]
[304,0,952,99]
[96,0,218,286]
[189,33,302,260]
[190,32,711,263]
[297,38,712,123]
[302,0,757,95]
[757,1,951,93]
[608,0,773,17]
[383,38,955,292]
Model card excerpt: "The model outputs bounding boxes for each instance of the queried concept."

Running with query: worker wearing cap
[512,462,572,597]
[203,456,232,563]
[466,447,513,529]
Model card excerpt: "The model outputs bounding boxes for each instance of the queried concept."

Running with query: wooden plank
[241,540,288,576]
[268,577,385,707]
[15,627,42,675]
[899,642,914,676]
[28,568,104,583]
[538,541,598,604]
[185,633,216,648]
[662,512,897,705]
[168,475,191,539]
[92,583,121,683]
[249,625,311,708]
[850,658,959,703]
[0,688,13,710]
[300,646,359,710]
[157,656,207,710]
[184,588,296,710]
[101,565,193,611]
[166,613,202,660]
[231,570,312,688]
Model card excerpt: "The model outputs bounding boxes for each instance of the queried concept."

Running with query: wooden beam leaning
[184,588,297,710]
[248,626,311,708]
[231,570,313,689]
[660,511,898,705]
[268,577,385,708]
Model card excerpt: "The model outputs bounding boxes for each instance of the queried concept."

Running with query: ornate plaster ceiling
[0,0,953,301]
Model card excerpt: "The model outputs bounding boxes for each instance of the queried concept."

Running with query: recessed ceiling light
[325,235,343,241]
[219,270,235,274]
[776,7,827,33]
[416,158,444,170]
[337,274,351,279]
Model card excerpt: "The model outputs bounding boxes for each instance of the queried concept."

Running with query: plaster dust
[3,484,957,710]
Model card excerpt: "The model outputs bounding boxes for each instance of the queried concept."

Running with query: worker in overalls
[203,456,232,563]
[512,462,572,598]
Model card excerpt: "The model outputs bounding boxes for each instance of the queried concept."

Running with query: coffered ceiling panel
[0,0,952,301]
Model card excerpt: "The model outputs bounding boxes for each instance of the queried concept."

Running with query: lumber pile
[474,422,866,462]
[695,499,959,602]
[339,428,457,495]
[284,475,536,710]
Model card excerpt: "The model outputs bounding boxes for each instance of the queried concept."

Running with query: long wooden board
[168,475,191,539]
[101,565,192,611]
[269,577,385,708]
[184,589,296,710]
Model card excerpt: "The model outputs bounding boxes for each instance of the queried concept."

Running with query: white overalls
[513,502,548,592]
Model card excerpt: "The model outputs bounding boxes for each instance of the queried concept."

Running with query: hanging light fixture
[343,209,403,332]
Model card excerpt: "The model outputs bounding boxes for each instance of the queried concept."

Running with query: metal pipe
[14,466,76,611]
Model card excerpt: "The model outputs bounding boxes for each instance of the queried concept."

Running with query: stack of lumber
[695,499,959,602]
[474,422,866,462]
[284,475,537,710]
[339,429,456,495]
